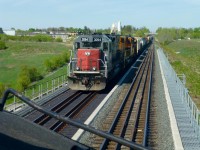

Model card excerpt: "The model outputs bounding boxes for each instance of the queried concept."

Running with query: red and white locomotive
[67,34,151,91]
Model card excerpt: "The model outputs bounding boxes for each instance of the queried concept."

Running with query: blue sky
[0,0,199,32]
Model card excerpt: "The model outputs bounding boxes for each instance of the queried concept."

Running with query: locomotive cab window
[91,42,101,48]
[82,42,90,47]
[75,42,80,49]
[109,43,111,52]
[103,42,108,51]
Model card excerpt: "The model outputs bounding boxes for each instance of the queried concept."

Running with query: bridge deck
[157,48,200,150]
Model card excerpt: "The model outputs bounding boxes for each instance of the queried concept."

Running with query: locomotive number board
[93,37,102,42]
[81,37,89,42]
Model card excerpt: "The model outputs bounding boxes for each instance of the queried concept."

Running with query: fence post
[14,96,16,111]
[47,81,49,93]
[41,84,43,98]
[32,87,35,99]
[52,79,54,92]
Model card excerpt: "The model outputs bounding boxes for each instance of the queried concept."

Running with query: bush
[29,67,43,81]
[44,59,55,72]
[44,52,70,72]
[55,37,63,42]
[0,83,7,97]
[0,41,6,50]
[0,34,8,41]
[17,75,31,91]
[33,34,53,42]
[17,66,43,91]
[62,52,70,63]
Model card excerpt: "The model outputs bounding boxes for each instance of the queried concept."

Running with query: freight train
[67,33,152,91]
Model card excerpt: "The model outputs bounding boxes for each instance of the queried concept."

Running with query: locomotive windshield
[82,42,101,48]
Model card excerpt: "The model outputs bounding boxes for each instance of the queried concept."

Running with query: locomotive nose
[77,49,100,71]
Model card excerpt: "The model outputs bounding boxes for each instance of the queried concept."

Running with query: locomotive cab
[67,34,109,91]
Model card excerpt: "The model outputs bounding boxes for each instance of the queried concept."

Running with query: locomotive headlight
[76,67,80,71]
[92,67,96,71]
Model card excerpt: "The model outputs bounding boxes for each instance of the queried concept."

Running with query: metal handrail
[4,74,67,112]
[0,88,147,150]
[68,57,108,78]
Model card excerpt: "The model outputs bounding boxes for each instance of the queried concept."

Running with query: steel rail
[34,91,82,125]
[100,49,150,149]
[0,89,147,150]
[116,50,152,149]
[51,92,97,132]
[142,47,154,146]
[130,49,152,143]
[117,49,153,149]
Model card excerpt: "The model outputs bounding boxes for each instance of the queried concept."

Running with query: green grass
[160,39,200,107]
[0,40,73,105]
[0,41,72,89]
[4,66,68,106]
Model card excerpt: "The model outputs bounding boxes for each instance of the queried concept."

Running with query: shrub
[44,59,55,72]
[0,83,7,97]
[55,37,63,42]
[29,67,43,81]
[17,75,31,91]
[0,41,6,50]
[0,34,8,41]
[44,52,70,72]
[17,66,43,91]
[33,34,53,42]
[62,52,70,63]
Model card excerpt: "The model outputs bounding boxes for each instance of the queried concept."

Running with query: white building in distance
[3,29,16,36]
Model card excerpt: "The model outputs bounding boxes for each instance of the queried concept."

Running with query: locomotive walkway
[157,48,200,150]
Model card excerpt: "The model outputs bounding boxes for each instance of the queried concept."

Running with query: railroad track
[90,46,154,149]
[24,89,100,138]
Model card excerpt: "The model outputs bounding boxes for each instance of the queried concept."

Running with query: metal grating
[157,48,200,150]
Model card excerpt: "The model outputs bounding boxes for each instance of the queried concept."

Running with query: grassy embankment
[0,40,73,103]
[160,39,200,108]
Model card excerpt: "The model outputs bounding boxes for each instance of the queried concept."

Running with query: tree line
[156,27,200,45]
[15,26,93,35]
[14,25,150,37]
[0,34,59,43]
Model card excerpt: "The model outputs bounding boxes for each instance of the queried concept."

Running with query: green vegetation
[0,41,6,50]
[44,52,70,72]
[0,40,72,97]
[17,66,43,91]
[0,34,54,42]
[121,26,150,37]
[160,39,200,107]
[0,83,7,96]
[55,37,63,42]
[156,27,200,45]
[14,26,151,37]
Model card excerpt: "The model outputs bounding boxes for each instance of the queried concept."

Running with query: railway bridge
[0,43,200,150]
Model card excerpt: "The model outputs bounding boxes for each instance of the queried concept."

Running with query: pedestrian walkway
[157,48,200,150]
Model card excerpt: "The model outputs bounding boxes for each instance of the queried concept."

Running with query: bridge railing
[160,48,200,140]
[4,74,68,112]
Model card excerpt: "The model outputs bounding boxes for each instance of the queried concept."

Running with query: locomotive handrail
[71,58,106,67]
[69,58,107,78]
[0,88,147,150]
